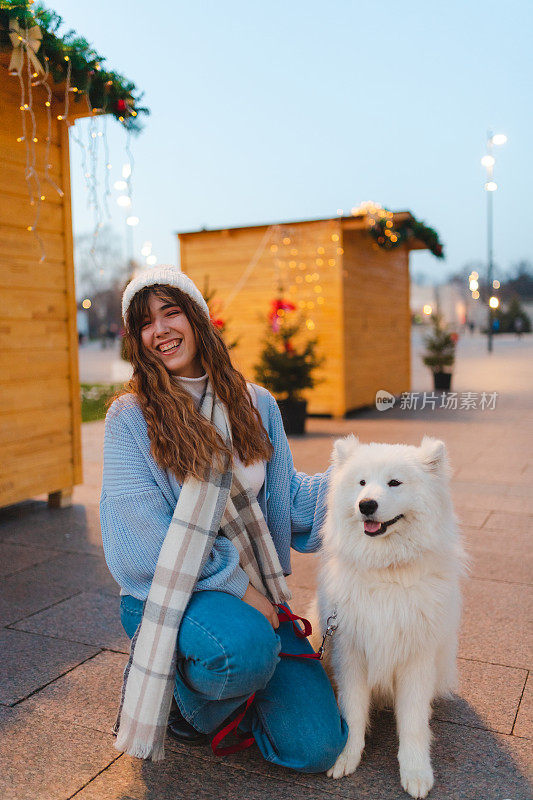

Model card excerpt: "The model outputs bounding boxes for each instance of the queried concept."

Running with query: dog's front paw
[400,764,434,798]
[327,742,363,779]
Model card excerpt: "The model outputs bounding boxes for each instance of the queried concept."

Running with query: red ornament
[268,297,296,331]
[210,316,225,330]
[115,98,127,113]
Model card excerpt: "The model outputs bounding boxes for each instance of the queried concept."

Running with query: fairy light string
[2,0,149,265]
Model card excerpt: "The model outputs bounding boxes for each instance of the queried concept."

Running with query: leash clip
[317,607,338,659]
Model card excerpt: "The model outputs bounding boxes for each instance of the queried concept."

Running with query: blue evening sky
[52,0,532,284]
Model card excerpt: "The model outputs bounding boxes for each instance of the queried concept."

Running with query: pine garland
[370,213,444,258]
[0,0,148,130]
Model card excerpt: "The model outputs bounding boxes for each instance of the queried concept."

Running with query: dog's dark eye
[388,479,402,487]
[359,479,366,486]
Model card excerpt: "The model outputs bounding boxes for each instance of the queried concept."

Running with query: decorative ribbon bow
[9,19,44,77]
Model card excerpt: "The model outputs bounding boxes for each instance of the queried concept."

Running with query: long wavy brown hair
[113,284,274,482]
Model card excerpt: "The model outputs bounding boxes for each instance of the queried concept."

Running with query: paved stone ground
[1,332,532,800]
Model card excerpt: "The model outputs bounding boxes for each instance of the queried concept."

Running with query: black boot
[167,698,209,745]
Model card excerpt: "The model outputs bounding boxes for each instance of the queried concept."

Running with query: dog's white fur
[312,435,466,798]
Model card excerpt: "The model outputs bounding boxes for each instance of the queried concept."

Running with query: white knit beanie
[122,265,210,325]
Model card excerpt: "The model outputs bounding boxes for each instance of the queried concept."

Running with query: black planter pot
[276,399,308,435]
[433,372,452,391]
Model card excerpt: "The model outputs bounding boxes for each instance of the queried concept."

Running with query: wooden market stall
[0,4,146,508]
[178,211,443,417]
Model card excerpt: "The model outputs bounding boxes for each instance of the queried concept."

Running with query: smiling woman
[101,264,347,767]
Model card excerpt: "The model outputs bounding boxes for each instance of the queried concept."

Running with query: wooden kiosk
[0,7,145,509]
[178,213,435,417]
[0,62,85,508]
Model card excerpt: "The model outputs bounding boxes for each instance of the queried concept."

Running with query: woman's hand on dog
[242,583,279,629]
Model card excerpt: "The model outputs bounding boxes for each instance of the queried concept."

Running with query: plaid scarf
[113,379,291,760]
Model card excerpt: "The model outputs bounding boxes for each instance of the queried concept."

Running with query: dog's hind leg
[327,649,370,779]
[394,656,436,799]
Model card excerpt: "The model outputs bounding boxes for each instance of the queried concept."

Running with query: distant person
[469,321,475,334]
[100,265,347,769]
[108,322,119,342]
[99,323,108,349]
[514,317,524,338]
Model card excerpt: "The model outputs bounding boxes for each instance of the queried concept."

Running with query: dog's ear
[419,436,448,473]
[331,435,359,467]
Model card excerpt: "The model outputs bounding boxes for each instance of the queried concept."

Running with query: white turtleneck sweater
[174,373,266,495]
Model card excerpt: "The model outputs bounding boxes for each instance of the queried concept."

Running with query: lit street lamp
[482,131,507,352]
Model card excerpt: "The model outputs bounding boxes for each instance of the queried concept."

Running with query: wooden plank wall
[0,69,82,507]
[341,228,411,411]
[179,219,347,415]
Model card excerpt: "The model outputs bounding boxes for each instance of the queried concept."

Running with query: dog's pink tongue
[364,520,381,533]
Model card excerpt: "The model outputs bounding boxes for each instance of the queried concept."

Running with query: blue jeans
[120,591,348,772]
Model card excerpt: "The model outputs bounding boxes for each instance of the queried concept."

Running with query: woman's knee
[180,609,280,700]
[259,706,348,773]
[297,725,347,773]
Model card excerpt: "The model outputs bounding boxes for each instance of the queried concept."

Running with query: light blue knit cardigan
[100,383,331,601]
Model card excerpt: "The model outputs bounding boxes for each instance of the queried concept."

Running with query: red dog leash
[211,604,331,755]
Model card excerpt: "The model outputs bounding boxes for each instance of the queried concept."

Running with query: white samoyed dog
[312,435,466,798]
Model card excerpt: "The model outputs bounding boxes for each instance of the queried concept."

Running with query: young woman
[100,265,347,771]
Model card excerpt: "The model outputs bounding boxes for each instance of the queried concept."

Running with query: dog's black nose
[359,499,378,516]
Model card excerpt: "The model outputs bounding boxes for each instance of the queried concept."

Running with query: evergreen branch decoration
[370,213,444,258]
[354,201,444,259]
[0,0,148,130]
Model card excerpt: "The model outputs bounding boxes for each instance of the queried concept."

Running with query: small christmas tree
[254,298,324,401]
[422,314,456,373]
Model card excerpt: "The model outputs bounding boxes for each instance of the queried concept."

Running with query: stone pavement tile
[0,502,103,555]
[452,483,533,514]
[0,579,76,628]
[287,550,320,616]
[454,462,531,485]
[434,660,527,734]
[462,525,532,585]
[286,583,315,615]
[0,542,62,577]
[455,504,491,528]
[459,579,533,669]
[0,628,100,705]
[156,709,532,800]
[71,749,334,800]
[0,552,117,626]
[12,591,130,652]
[19,650,126,735]
[483,510,533,534]
[288,549,319,591]
[0,705,119,800]
[514,673,533,739]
